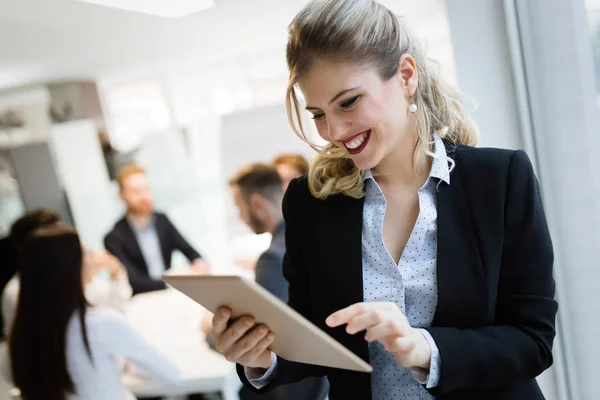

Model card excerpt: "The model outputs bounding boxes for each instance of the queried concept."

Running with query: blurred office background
[1,0,599,399]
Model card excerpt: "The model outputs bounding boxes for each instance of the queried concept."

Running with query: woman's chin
[346,147,378,170]
[351,155,379,171]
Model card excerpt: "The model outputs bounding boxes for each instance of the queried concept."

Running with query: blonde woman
[211,1,557,399]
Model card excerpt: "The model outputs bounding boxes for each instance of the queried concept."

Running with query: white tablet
[162,274,372,373]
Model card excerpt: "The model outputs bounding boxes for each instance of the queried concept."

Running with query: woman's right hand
[212,306,276,370]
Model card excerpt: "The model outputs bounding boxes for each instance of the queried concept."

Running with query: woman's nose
[327,115,351,142]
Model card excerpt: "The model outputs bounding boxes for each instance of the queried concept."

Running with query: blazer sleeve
[104,234,166,295]
[425,150,558,395]
[236,179,327,392]
[162,215,202,261]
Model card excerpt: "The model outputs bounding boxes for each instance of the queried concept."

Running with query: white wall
[445,0,522,150]
[50,119,120,250]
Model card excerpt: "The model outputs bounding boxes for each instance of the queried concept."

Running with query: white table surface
[122,288,241,399]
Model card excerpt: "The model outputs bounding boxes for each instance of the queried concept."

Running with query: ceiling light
[76,0,215,18]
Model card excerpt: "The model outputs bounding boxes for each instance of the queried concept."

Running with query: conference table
[122,287,241,399]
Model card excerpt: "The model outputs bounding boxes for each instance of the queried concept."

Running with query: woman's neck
[372,135,431,191]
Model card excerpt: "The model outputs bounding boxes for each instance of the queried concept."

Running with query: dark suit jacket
[238,144,557,400]
[254,222,289,303]
[104,212,201,295]
[239,220,329,400]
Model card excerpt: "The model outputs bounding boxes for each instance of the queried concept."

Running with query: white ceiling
[0,0,450,92]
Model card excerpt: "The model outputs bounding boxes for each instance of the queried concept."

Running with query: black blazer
[104,212,201,295]
[238,144,557,400]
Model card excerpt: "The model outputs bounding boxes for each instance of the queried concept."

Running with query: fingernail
[326,316,335,326]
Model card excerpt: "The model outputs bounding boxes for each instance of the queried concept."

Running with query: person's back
[66,307,180,400]
[9,224,180,400]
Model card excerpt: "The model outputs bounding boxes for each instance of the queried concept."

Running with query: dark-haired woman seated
[9,224,180,400]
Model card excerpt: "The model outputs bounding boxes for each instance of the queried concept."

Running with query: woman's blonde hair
[285,0,478,199]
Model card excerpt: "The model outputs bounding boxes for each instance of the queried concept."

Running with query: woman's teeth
[345,132,368,150]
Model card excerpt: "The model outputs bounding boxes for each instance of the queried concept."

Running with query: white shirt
[360,134,449,399]
[1,271,132,337]
[1,307,180,400]
[128,217,167,280]
[66,307,180,400]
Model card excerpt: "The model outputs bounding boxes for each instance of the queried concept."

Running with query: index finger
[326,302,373,327]
[212,306,232,334]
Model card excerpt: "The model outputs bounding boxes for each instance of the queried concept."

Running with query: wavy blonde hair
[286,0,478,199]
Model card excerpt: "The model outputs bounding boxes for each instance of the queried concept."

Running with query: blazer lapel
[434,154,488,327]
[321,195,370,363]
[321,194,372,397]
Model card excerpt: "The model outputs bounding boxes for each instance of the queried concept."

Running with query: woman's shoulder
[286,175,360,205]
[451,143,533,177]
[286,176,311,198]
[67,308,137,351]
[85,306,123,319]
[452,142,516,163]
[284,176,317,208]
[65,308,120,345]
[80,307,129,333]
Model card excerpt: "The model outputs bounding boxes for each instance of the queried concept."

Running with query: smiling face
[298,57,418,171]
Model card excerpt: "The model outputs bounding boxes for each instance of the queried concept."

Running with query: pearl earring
[409,103,417,113]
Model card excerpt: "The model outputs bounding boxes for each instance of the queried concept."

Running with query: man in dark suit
[104,164,209,295]
[228,163,328,400]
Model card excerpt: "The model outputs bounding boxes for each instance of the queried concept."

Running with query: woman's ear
[397,54,418,98]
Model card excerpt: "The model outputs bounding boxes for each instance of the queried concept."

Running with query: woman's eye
[311,112,325,120]
[340,95,360,109]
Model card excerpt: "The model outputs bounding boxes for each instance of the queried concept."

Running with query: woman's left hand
[326,302,431,369]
